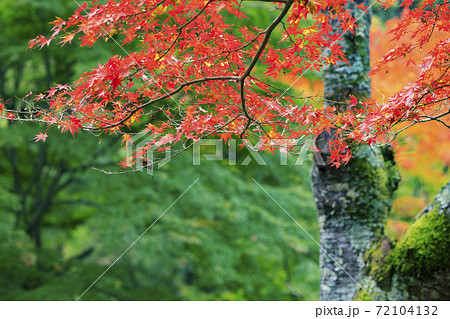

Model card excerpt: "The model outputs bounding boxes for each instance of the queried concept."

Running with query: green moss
[364,237,393,291]
[343,146,394,222]
[354,288,374,301]
[390,209,450,278]
[364,209,450,296]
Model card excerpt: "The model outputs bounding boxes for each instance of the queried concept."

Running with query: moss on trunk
[311,0,402,300]
[312,144,399,300]
[355,182,450,300]
[312,0,449,301]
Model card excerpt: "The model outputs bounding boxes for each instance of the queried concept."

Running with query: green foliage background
[0,0,320,300]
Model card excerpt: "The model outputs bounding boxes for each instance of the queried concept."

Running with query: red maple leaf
[348,95,358,107]
[6,112,15,122]
[220,132,232,143]
[33,132,48,142]
[61,116,82,137]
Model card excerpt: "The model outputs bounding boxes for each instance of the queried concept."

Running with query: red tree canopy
[1,0,449,167]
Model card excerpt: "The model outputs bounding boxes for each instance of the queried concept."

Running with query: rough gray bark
[311,0,400,300]
[312,146,400,300]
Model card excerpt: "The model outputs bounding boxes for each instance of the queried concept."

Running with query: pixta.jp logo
[126,131,324,175]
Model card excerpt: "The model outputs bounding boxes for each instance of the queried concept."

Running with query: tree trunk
[310,0,400,300]
[311,0,449,301]
[356,181,450,300]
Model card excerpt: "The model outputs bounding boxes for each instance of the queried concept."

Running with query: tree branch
[83,76,239,130]
[239,0,294,137]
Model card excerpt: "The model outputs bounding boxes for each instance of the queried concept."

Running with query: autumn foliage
[368,10,450,237]
[371,13,450,173]
[0,0,449,167]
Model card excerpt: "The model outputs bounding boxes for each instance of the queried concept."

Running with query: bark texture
[311,0,400,300]
[356,181,450,300]
[311,1,449,301]
[312,145,400,300]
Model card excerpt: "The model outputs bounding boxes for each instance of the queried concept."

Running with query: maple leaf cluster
[352,0,450,145]
[370,10,450,215]
[2,0,449,167]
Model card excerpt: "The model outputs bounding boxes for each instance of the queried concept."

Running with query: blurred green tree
[0,0,321,300]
